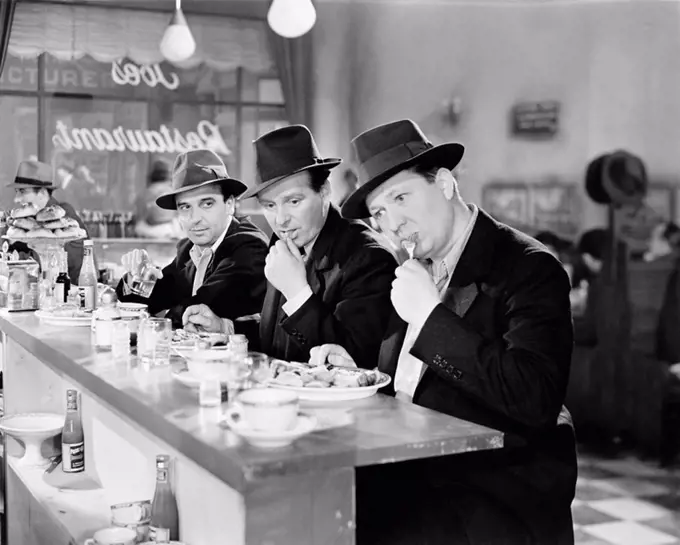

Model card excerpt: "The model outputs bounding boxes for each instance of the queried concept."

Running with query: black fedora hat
[602,150,647,206]
[156,149,247,210]
[341,119,464,219]
[585,154,612,205]
[239,125,341,200]
[8,160,57,190]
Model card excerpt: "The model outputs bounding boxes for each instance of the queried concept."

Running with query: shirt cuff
[221,318,235,336]
[282,285,313,316]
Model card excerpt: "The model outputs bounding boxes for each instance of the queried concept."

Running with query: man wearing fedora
[116,149,268,335]
[5,159,89,282]
[183,125,397,368]
[315,119,577,544]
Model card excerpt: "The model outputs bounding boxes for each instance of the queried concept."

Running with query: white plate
[35,310,92,327]
[222,411,316,448]
[269,372,391,403]
[171,368,231,388]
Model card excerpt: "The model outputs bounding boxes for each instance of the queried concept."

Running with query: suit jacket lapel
[305,207,343,294]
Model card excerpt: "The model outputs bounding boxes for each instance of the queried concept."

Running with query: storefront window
[0,52,286,220]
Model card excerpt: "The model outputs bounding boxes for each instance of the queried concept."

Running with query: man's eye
[395,194,407,203]
[373,210,384,220]
[201,201,214,208]
[289,199,300,206]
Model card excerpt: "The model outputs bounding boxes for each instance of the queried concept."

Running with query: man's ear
[435,168,457,200]
[226,195,236,215]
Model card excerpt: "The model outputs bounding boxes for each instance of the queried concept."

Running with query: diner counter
[0,312,503,544]
[0,312,502,491]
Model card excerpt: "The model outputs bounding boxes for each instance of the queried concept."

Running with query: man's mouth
[279,229,298,239]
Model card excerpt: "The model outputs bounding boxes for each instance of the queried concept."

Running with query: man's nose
[385,211,405,235]
[275,207,290,227]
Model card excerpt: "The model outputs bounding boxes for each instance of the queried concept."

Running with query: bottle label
[156,467,168,482]
[62,441,85,473]
[80,286,96,310]
[148,526,170,541]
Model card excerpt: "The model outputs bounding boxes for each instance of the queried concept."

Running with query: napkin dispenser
[0,259,40,311]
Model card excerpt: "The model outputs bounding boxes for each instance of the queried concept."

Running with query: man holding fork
[313,119,577,544]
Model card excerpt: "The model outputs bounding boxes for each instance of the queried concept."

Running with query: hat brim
[239,158,342,201]
[156,177,248,210]
[341,143,464,220]
[7,182,56,190]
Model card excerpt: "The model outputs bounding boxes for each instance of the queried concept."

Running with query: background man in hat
[116,149,268,336]
[4,159,89,282]
[183,125,396,368]
[315,119,577,544]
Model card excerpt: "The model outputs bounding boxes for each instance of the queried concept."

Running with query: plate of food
[171,328,228,356]
[269,360,391,402]
[4,203,87,242]
[35,306,92,327]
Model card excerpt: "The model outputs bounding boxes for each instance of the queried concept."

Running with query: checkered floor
[575,449,680,544]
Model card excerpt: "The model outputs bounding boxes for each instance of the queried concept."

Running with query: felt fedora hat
[585,154,612,205]
[8,160,56,190]
[156,149,247,210]
[341,119,464,219]
[239,125,342,200]
[602,149,647,206]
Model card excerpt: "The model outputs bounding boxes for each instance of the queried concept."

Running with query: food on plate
[3,203,85,240]
[271,360,385,389]
[9,203,40,219]
[48,303,91,318]
[6,226,29,238]
[11,217,39,230]
[36,205,66,222]
[171,328,227,349]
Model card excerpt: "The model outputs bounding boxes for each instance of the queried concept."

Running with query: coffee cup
[230,389,299,432]
[84,526,137,545]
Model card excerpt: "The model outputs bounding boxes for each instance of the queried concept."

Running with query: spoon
[401,234,417,259]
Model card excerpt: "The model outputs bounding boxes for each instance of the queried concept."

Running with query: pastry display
[4,204,86,240]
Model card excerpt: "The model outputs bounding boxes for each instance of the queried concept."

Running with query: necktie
[192,248,213,295]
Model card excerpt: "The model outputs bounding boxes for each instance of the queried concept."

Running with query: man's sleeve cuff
[282,285,313,316]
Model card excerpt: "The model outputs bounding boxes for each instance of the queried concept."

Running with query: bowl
[183,347,248,383]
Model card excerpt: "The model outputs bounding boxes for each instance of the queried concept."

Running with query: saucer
[222,412,317,449]
[171,368,229,388]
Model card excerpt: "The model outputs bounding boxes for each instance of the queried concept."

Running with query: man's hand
[309,344,357,368]
[182,304,224,334]
[264,235,308,300]
[391,259,440,327]
[121,249,163,279]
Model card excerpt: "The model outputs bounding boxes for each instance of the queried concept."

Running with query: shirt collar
[190,216,232,265]
[429,204,478,285]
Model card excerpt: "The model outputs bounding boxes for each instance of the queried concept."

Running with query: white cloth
[189,219,231,296]
[394,205,479,401]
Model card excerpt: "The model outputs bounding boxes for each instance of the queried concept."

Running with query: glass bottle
[149,454,180,541]
[94,289,122,352]
[55,255,71,304]
[62,389,85,473]
[78,240,98,311]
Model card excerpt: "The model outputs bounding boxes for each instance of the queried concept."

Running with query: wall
[313,0,680,230]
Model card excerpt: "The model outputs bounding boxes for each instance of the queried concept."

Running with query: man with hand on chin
[314,119,577,545]
[183,125,396,368]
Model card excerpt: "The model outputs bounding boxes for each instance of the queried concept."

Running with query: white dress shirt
[189,218,231,296]
[394,205,479,401]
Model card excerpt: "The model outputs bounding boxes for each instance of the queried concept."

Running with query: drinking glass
[137,318,172,366]
[245,352,272,386]
[127,262,161,298]
[222,358,252,405]
[199,378,222,407]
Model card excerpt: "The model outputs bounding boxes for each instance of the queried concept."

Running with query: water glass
[111,321,130,359]
[199,378,222,407]
[127,262,160,298]
[245,352,272,386]
[137,317,171,366]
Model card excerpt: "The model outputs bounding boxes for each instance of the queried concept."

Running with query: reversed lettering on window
[110,60,180,91]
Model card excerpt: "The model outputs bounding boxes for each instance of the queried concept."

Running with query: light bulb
[160,9,196,63]
[267,0,317,39]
